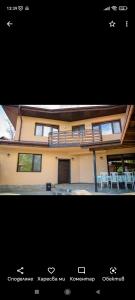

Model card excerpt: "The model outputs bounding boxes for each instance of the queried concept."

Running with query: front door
[58,159,70,184]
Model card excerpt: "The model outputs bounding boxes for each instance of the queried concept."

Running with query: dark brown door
[58,160,70,184]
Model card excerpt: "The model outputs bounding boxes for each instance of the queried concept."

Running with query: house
[0,105,135,190]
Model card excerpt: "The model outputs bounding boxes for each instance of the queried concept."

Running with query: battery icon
[119,6,128,11]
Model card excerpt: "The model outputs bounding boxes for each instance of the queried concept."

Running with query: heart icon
[48,267,55,274]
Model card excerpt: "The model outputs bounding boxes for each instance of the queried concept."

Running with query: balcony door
[72,125,85,135]
[58,159,71,184]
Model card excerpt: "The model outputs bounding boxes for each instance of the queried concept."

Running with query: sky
[0,105,105,138]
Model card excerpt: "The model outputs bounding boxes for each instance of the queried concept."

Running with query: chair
[110,172,119,190]
[124,172,134,190]
[100,172,110,190]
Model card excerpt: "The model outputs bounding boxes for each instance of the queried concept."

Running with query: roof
[2,105,127,128]
[0,140,48,147]
[121,105,135,144]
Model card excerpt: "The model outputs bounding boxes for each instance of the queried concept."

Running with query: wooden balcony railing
[48,129,102,146]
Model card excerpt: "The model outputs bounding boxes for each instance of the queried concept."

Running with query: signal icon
[103,6,110,11]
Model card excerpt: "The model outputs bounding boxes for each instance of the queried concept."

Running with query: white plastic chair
[110,172,119,190]
[124,172,134,189]
[100,172,110,190]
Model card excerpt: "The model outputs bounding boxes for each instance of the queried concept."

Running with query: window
[101,123,112,135]
[35,125,43,136]
[72,125,85,135]
[107,154,135,173]
[35,124,59,137]
[113,121,121,134]
[92,120,121,136]
[93,125,100,132]
[17,154,42,172]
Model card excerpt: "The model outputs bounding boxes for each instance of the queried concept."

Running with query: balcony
[48,129,103,147]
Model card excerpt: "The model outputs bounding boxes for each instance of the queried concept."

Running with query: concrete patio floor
[0,183,135,195]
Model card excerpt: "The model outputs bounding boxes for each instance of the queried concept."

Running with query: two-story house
[0,105,135,190]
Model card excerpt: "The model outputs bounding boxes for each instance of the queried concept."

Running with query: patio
[0,183,134,195]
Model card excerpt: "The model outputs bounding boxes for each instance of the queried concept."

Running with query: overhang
[2,105,127,128]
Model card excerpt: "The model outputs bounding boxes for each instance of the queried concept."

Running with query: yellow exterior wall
[96,151,108,175]
[1,145,134,186]
[80,154,94,183]
[15,113,126,142]
[0,146,90,185]
[71,156,80,183]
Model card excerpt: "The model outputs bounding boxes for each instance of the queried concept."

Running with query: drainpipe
[18,105,23,141]
[92,149,98,192]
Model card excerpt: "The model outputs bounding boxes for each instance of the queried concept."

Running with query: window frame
[35,123,59,137]
[107,153,135,174]
[72,125,85,135]
[17,153,42,172]
[92,120,122,136]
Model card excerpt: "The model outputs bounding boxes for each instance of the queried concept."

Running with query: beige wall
[0,145,134,185]
[80,154,94,183]
[96,151,108,175]
[0,146,92,185]
[15,113,125,142]
[0,146,94,185]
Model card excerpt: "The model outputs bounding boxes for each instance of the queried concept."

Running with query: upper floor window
[92,120,121,136]
[72,125,85,135]
[17,154,42,172]
[35,124,59,137]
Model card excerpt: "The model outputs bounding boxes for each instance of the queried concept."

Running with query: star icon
[109,20,116,27]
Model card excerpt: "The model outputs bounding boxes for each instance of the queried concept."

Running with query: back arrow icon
[17,267,24,275]
[7,21,13,27]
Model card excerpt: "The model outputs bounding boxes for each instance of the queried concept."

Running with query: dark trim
[2,105,127,124]
[121,105,135,144]
[17,153,42,172]
[82,140,121,148]
[18,106,23,141]
[93,150,98,192]
[0,140,49,147]
[50,143,81,148]
[121,155,125,172]
[72,124,85,134]
[92,119,121,136]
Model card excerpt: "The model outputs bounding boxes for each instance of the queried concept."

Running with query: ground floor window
[17,154,42,172]
[107,153,135,173]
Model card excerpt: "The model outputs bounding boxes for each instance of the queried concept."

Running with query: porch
[0,183,134,195]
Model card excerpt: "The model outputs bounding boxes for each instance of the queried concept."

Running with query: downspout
[18,105,23,141]
[92,149,98,192]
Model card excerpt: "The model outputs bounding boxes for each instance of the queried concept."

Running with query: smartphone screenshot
[0,1,134,298]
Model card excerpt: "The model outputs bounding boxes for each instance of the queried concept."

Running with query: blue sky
[0,105,104,138]
[0,105,12,138]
